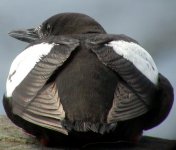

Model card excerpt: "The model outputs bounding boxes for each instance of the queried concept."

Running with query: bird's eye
[46,24,51,31]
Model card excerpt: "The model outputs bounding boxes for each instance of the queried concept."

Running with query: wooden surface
[0,115,176,150]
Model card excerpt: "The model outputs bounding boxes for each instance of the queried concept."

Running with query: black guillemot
[3,13,174,147]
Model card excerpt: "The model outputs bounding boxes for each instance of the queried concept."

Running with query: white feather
[106,40,158,85]
[6,43,55,97]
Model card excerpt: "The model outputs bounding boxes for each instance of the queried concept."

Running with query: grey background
[0,0,175,140]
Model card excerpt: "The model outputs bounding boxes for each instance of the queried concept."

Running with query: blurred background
[0,0,175,140]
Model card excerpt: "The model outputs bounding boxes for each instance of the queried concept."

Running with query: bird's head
[9,13,106,43]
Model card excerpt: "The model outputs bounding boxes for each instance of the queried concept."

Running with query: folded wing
[8,36,79,133]
[88,34,158,123]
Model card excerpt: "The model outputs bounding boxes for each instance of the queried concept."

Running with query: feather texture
[106,40,158,85]
[88,34,158,122]
[107,82,148,123]
[9,36,79,133]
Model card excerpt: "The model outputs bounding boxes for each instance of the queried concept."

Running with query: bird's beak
[8,28,40,43]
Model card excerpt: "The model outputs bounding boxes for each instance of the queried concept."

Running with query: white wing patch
[6,43,55,97]
[106,41,158,85]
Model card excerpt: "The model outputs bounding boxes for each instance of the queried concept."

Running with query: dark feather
[86,34,157,121]
[11,37,79,133]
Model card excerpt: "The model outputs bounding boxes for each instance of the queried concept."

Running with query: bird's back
[56,40,118,123]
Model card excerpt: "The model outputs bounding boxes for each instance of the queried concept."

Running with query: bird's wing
[107,81,148,122]
[21,82,67,134]
[10,36,79,133]
[88,34,158,122]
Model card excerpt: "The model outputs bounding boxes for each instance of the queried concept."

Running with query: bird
[3,13,174,147]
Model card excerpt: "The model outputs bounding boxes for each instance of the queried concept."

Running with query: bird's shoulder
[25,34,138,50]
[27,35,80,48]
[84,33,139,45]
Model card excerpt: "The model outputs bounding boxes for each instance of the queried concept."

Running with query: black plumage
[3,13,174,147]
